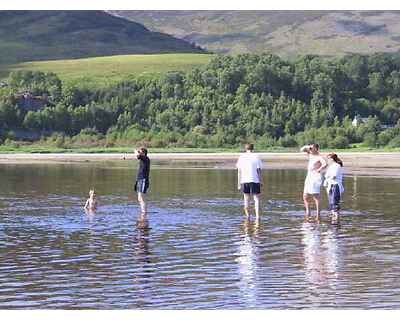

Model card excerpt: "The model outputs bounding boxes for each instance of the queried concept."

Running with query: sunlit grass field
[0,53,213,87]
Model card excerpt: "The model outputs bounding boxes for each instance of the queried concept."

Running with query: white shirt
[324,162,344,194]
[236,152,263,183]
[307,154,327,174]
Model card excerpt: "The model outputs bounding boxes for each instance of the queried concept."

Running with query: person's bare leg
[138,192,147,214]
[313,194,321,222]
[137,211,149,229]
[243,194,250,219]
[254,194,261,221]
[303,193,310,220]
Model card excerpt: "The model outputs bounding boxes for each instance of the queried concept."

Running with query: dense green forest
[1,53,400,149]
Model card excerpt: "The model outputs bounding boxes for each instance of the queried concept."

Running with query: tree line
[1,53,400,149]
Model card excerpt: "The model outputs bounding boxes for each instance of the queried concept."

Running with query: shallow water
[0,161,400,309]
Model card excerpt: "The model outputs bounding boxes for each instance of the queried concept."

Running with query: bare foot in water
[331,212,339,225]
[136,212,149,229]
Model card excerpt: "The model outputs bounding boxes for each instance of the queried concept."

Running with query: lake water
[0,160,399,309]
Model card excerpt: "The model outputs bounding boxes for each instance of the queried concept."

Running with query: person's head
[309,143,320,154]
[327,153,343,167]
[138,147,148,156]
[89,189,96,198]
[244,143,254,152]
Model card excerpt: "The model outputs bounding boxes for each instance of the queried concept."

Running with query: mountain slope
[0,11,205,64]
[110,10,400,57]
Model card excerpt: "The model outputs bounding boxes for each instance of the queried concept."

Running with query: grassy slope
[0,53,213,88]
[0,11,205,64]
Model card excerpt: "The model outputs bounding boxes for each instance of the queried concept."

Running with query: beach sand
[0,152,399,177]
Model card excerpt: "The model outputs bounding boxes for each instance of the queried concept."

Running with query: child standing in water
[324,153,344,224]
[84,189,98,211]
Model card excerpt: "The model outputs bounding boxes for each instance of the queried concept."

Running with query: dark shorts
[328,184,341,211]
[240,182,261,195]
[135,179,149,194]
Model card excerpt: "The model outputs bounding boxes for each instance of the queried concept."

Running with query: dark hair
[311,143,319,151]
[244,143,254,151]
[328,153,343,167]
[139,147,148,156]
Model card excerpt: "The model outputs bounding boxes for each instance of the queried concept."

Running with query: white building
[352,115,368,127]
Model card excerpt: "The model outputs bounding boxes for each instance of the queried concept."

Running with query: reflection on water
[302,223,341,291]
[0,162,400,309]
[236,220,260,308]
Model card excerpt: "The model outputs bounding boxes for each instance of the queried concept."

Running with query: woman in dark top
[134,147,150,215]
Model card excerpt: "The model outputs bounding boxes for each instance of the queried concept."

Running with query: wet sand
[0,152,400,177]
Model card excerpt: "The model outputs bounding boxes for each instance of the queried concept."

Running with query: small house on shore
[352,115,369,127]
[15,91,54,112]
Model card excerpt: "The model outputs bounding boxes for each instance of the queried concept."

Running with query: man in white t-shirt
[236,143,263,220]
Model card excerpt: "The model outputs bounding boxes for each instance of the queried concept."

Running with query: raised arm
[84,199,89,209]
[300,145,311,153]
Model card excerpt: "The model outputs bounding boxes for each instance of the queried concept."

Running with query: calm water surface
[0,161,400,309]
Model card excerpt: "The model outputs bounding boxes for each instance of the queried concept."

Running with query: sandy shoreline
[0,152,400,177]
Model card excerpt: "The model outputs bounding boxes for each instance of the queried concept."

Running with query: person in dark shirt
[134,147,150,214]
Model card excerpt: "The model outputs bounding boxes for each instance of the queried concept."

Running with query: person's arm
[236,159,241,190]
[317,156,328,173]
[134,149,142,160]
[84,199,89,209]
[257,158,263,185]
[300,145,311,153]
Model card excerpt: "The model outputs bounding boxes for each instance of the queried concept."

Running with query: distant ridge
[109,10,400,57]
[0,11,205,64]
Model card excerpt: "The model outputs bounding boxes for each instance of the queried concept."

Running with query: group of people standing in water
[84,143,344,226]
[236,143,344,225]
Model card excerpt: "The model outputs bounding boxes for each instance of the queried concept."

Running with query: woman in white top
[324,153,344,224]
[300,143,328,222]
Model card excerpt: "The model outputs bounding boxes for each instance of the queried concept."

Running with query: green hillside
[0,54,213,87]
[110,10,400,57]
[0,11,205,64]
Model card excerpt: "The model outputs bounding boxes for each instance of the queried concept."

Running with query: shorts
[240,182,261,194]
[303,174,322,195]
[328,184,341,211]
[135,179,149,194]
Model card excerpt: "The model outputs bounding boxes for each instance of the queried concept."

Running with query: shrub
[388,136,400,148]
[278,135,297,147]
[4,138,19,148]
[329,135,350,149]
[363,132,378,148]
[377,130,392,146]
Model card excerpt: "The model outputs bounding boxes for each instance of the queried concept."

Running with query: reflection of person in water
[133,223,152,294]
[236,219,260,307]
[301,223,341,295]
[136,227,151,260]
